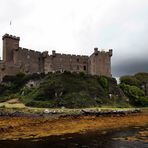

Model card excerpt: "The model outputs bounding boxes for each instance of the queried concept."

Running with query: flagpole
[9,20,12,34]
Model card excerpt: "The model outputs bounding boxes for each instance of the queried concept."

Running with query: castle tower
[2,34,20,62]
[89,48,112,76]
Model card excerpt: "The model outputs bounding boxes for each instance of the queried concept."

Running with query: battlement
[0,33,113,80]
[90,48,113,57]
[42,51,48,58]
[109,49,113,56]
[17,47,42,55]
[51,50,89,58]
[2,33,20,41]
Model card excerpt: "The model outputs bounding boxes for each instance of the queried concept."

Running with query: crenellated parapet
[108,49,113,57]
[15,47,42,56]
[91,47,113,57]
[51,50,89,59]
[0,33,113,80]
[42,51,48,58]
[89,47,113,76]
[2,33,20,41]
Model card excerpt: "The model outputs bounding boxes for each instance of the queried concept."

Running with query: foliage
[138,96,148,107]
[0,72,129,108]
[57,91,97,108]
[120,76,140,87]
[1,73,45,97]
[120,83,147,106]
[120,72,148,106]
[134,72,148,83]
[98,76,109,90]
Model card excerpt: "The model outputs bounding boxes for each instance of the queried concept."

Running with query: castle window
[83,66,86,71]
[77,58,79,62]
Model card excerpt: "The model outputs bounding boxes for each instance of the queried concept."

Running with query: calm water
[0,126,147,148]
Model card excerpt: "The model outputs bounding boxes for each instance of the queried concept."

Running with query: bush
[120,83,146,106]
[135,72,148,83]
[0,72,129,108]
[138,97,148,107]
[98,76,109,89]
[79,71,85,78]
[120,76,140,87]
[25,100,56,108]
[58,91,97,108]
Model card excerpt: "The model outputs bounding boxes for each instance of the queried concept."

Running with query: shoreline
[0,107,142,118]
[0,110,147,141]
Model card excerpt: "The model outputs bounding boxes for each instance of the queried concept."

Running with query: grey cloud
[112,58,148,77]
[0,0,33,25]
[0,0,148,77]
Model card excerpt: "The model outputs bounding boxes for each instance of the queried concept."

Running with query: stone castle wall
[0,34,112,81]
[13,47,43,74]
[89,48,112,76]
[44,51,89,74]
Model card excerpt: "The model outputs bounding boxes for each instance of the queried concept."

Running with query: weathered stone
[0,34,113,82]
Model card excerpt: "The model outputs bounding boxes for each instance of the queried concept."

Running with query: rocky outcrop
[81,109,141,116]
[0,108,141,118]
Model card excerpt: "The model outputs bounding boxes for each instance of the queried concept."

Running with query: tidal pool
[0,126,147,148]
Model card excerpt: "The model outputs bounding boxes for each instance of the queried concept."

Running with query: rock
[43,109,50,114]
[61,106,65,109]
[81,109,142,116]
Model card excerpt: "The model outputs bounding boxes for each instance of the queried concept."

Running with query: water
[0,126,147,148]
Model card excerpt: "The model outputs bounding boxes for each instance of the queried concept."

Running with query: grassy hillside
[0,71,129,108]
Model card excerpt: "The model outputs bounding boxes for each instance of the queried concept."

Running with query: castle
[0,34,112,82]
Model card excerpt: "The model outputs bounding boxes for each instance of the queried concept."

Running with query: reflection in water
[0,126,147,148]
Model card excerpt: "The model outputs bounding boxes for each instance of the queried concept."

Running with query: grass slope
[0,72,129,108]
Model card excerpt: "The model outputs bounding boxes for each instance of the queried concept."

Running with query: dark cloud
[112,57,148,77]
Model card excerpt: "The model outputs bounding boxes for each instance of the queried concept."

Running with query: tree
[120,76,140,87]
[120,83,146,106]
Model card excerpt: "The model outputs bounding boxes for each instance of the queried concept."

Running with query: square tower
[2,34,20,62]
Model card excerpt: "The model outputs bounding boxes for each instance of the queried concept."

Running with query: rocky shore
[0,108,142,118]
[0,108,147,140]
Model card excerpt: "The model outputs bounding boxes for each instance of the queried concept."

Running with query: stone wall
[2,34,20,62]
[44,50,89,74]
[13,47,43,74]
[0,34,113,82]
[89,48,112,76]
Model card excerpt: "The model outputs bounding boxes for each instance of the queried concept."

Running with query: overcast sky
[0,0,148,77]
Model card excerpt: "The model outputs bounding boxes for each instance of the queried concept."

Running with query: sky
[0,0,148,77]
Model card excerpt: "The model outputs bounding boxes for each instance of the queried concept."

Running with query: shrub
[138,96,148,107]
[58,91,97,108]
[25,100,56,108]
[98,76,109,89]
[120,76,140,87]
[120,83,145,106]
